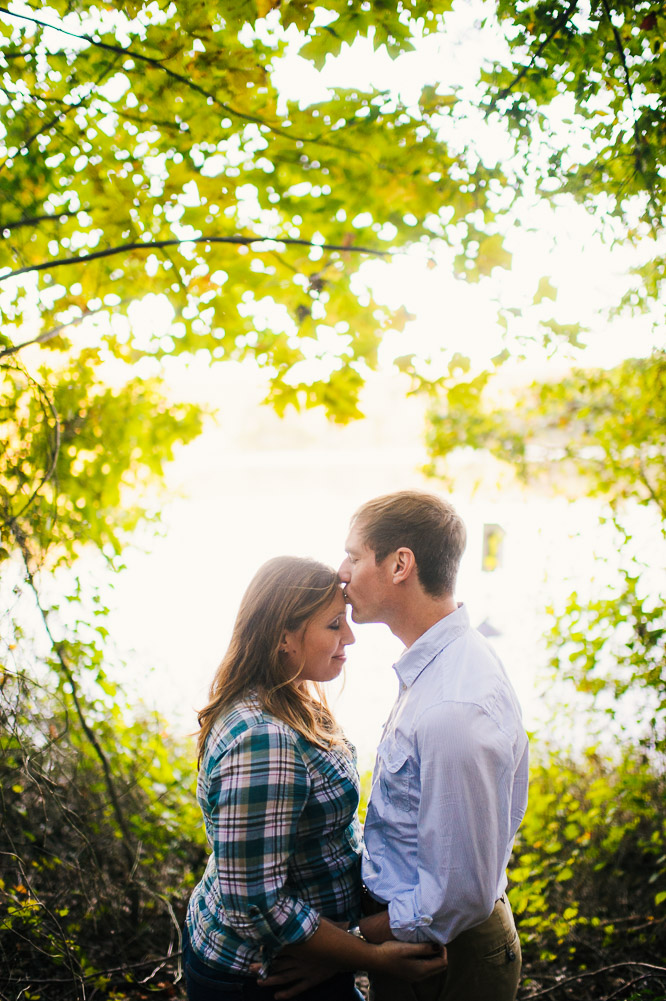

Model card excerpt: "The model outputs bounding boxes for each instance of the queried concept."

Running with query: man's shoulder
[421,625,506,692]
[412,632,523,730]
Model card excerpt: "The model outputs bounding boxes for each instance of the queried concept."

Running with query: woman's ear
[280,629,302,670]
[280,629,301,654]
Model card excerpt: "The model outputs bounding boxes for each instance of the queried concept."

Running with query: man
[338,490,529,1001]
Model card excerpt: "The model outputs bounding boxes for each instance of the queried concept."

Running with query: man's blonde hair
[352,490,466,597]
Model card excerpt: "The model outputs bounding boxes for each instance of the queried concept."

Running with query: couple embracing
[182,491,529,1001]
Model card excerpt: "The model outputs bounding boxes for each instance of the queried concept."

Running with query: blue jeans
[182,925,364,1001]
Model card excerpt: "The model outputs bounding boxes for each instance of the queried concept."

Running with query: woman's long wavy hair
[197,556,346,763]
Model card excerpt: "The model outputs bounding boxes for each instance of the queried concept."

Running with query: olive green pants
[367,895,521,1001]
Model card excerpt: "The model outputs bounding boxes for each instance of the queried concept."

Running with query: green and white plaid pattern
[186,697,362,975]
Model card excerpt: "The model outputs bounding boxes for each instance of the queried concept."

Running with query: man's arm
[380,702,516,945]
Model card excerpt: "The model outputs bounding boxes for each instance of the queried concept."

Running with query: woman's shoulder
[204,696,301,762]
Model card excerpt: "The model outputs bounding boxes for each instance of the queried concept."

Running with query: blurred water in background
[103,365,663,768]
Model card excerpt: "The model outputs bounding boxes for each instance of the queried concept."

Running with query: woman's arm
[254,918,447,999]
[289,914,446,972]
[205,723,318,959]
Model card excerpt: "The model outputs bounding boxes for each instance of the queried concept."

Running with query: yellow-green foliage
[510,749,666,968]
[0,665,207,995]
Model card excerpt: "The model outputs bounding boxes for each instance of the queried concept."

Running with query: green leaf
[476,234,512,276]
[533,276,557,304]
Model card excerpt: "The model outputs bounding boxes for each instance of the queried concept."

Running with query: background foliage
[1,0,665,998]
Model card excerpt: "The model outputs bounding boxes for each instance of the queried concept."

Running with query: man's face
[338,523,393,624]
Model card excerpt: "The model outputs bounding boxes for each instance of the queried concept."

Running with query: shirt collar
[392,602,470,688]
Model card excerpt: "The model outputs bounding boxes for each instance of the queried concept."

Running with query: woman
[183,556,446,1001]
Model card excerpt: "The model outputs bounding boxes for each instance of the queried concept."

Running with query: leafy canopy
[0,0,509,420]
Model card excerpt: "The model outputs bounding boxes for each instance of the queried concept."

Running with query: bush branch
[521,961,666,999]
[9,525,138,875]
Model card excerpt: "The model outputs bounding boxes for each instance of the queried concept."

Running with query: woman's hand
[373,939,448,981]
[250,956,337,999]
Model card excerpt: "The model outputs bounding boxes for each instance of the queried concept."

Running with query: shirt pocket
[377,737,414,813]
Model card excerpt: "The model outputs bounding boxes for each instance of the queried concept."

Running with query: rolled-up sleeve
[207,724,320,953]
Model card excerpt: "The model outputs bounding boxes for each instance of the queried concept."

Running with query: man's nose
[338,558,351,581]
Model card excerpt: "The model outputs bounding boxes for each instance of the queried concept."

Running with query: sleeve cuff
[388,896,434,943]
[239,897,320,950]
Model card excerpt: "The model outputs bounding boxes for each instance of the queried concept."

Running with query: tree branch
[1,210,78,232]
[638,458,666,519]
[0,360,61,520]
[0,6,349,152]
[0,53,119,172]
[0,302,124,358]
[599,0,660,235]
[0,233,391,283]
[599,0,634,103]
[1,318,75,358]
[496,0,579,102]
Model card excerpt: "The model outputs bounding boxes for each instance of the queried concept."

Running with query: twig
[0,301,129,358]
[5,953,183,984]
[1,317,83,358]
[0,233,391,283]
[521,961,666,999]
[1,210,78,232]
[605,972,666,1001]
[0,851,84,988]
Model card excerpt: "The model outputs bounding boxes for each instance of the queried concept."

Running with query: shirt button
[421,916,433,926]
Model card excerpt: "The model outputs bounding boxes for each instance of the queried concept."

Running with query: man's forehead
[345,525,367,553]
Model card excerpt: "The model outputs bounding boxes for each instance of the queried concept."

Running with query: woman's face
[281,589,355,684]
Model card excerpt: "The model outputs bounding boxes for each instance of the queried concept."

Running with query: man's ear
[391,547,417,584]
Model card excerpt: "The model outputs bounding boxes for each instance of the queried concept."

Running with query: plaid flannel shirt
[186,697,362,975]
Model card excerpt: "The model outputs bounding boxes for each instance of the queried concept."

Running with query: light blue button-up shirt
[362,603,529,945]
